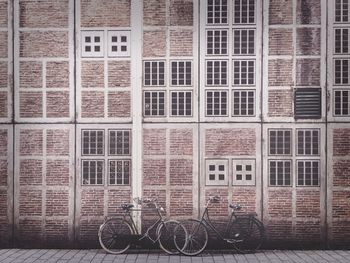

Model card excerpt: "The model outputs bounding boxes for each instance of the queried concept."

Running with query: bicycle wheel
[157,220,187,255]
[229,217,265,253]
[98,218,134,254]
[175,219,208,256]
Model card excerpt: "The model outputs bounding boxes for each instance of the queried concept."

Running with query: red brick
[333,129,350,157]
[143,31,166,57]
[19,61,42,88]
[80,0,130,27]
[0,129,7,157]
[268,59,293,86]
[46,91,70,118]
[143,159,166,186]
[81,61,104,88]
[170,29,193,57]
[232,188,256,213]
[205,189,229,217]
[0,0,7,27]
[332,221,350,242]
[143,0,166,26]
[295,221,321,241]
[0,190,7,217]
[81,189,104,216]
[0,31,7,58]
[108,61,130,87]
[46,190,69,216]
[0,91,7,118]
[107,189,131,216]
[46,129,70,156]
[0,62,7,88]
[266,220,293,241]
[269,29,293,55]
[296,28,321,55]
[19,219,42,242]
[268,89,293,117]
[170,0,193,26]
[0,160,7,186]
[79,219,101,242]
[296,190,320,218]
[107,91,131,118]
[205,128,256,156]
[143,129,166,156]
[45,219,69,242]
[269,0,293,25]
[296,0,321,24]
[46,160,70,186]
[333,160,350,187]
[19,0,69,28]
[296,59,320,86]
[19,129,43,156]
[19,91,43,118]
[170,189,193,216]
[268,189,292,218]
[170,129,193,155]
[46,61,69,88]
[81,91,104,118]
[142,189,166,217]
[169,159,192,186]
[19,159,42,186]
[19,189,42,216]
[332,190,350,219]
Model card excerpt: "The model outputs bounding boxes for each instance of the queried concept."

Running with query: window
[233,29,255,55]
[232,90,255,116]
[206,90,228,116]
[109,160,130,185]
[109,130,131,155]
[335,28,349,54]
[334,59,349,85]
[144,91,165,116]
[232,159,255,186]
[334,89,350,115]
[108,31,131,57]
[81,31,104,57]
[297,129,320,156]
[294,88,321,119]
[206,159,228,185]
[269,160,291,186]
[82,130,104,155]
[269,129,291,155]
[335,0,349,23]
[207,0,228,24]
[82,160,104,185]
[171,61,192,86]
[206,30,228,55]
[206,60,228,86]
[171,91,192,116]
[144,61,165,86]
[233,60,255,85]
[297,160,319,186]
[233,0,255,24]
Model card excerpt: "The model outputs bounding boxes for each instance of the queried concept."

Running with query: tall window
[206,30,228,55]
[233,29,255,55]
[233,60,255,85]
[206,90,228,116]
[335,0,349,23]
[233,0,255,24]
[297,160,319,186]
[207,0,228,24]
[269,129,291,155]
[171,61,192,86]
[334,59,349,85]
[232,90,255,116]
[334,90,350,115]
[296,129,320,156]
[144,61,165,86]
[144,91,165,117]
[171,91,192,116]
[269,160,291,186]
[206,60,228,86]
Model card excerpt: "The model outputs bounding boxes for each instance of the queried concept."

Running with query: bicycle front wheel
[98,218,133,254]
[157,220,187,255]
[176,219,208,256]
[229,217,265,253]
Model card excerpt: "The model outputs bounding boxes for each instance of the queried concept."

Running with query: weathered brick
[296,190,320,218]
[205,189,229,217]
[296,59,320,86]
[46,190,69,216]
[333,190,350,219]
[19,129,43,156]
[19,159,42,186]
[107,189,131,216]
[143,0,166,26]
[20,61,42,88]
[47,129,70,156]
[0,160,7,186]
[205,129,256,156]
[45,219,69,242]
[19,0,69,28]
[0,62,8,87]
[268,189,292,218]
[107,91,131,118]
[46,91,70,118]
[296,0,321,24]
[46,61,69,88]
[143,159,166,186]
[80,0,130,27]
[170,29,193,57]
[19,189,42,216]
[0,31,7,58]
[296,28,320,55]
[332,221,350,242]
[333,129,350,156]
[0,0,8,27]
[269,0,293,25]
[108,61,130,88]
[170,129,193,155]
[266,220,293,241]
[333,160,350,187]
[0,129,7,157]
[20,31,68,58]
[169,159,192,186]
[232,188,256,213]
[268,89,293,117]
[170,189,193,216]
[79,219,101,243]
[295,221,321,241]
[170,0,193,26]
[81,91,104,118]
[19,219,42,242]
[81,61,104,88]
[143,129,166,156]
[19,91,43,118]
[269,28,293,55]
[268,59,293,86]
[142,189,166,217]
[0,91,7,118]
[0,190,6,217]
[46,159,70,186]
[143,30,166,57]
[81,189,104,216]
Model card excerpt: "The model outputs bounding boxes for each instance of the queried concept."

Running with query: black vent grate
[294,88,321,119]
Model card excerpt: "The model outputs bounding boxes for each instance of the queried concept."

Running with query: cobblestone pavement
[1,249,350,263]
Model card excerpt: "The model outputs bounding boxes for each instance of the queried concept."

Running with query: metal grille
[294,88,321,119]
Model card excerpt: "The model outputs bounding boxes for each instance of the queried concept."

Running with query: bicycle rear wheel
[157,220,187,255]
[175,219,208,256]
[229,217,265,253]
[98,218,133,254]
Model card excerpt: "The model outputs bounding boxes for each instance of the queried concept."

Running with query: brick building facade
[0,0,349,248]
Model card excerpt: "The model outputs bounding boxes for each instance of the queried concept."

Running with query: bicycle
[174,195,265,256]
[98,197,187,255]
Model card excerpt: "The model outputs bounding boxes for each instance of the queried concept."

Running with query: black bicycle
[98,197,187,254]
[174,195,265,256]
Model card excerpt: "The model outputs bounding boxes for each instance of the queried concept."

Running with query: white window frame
[232,90,255,116]
[170,61,192,86]
[143,61,166,87]
[296,160,320,186]
[206,29,229,55]
[268,159,292,186]
[143,91,166,117]
[108,129,131,156]
[206,159,228,186]
[107,30,131,57]
[233,60,255,86]
[81,31,104,58]
[206,90,228,116]
[268,129,292,156]
[108,159,131,185]
[334,89,350,116]
[334,28,350,54]
[207,0,228,25]
[170,91,192,117]
[334,58,350,85]
[81,129,104,156]
[233,0,256,24]
[335,0,350,23]
[206,60,228,86]
[296,129,320,156]
[233,29,256,55]
[82,159,104,185]
[232,159,256,186]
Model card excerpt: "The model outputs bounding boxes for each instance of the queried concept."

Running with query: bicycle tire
[229,217,265,253]
[175,219,208,256]
[157,220,187,255]
[98,218,134,254]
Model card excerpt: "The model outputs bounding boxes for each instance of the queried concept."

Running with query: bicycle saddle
[229,204,242,210]
[121,203,134,210]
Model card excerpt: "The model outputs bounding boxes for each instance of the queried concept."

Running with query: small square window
[206,159,228,185]
[81,31,104,58]
[236,174,242,180]
[94,36,100,42]
[209,174,215,180]
[219,174,225,180]
[236,165,242,171]
[121,36,127,42]
[108,31,131,57]
[246,165,252,171]
[112,46,118,52]
[112,36,118,42]
[233,159,256,186]
[95,46,100,52]
[246,174,252,180]
[85,36,91,42]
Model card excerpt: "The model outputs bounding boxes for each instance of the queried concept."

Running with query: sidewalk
[1,249,350,263]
